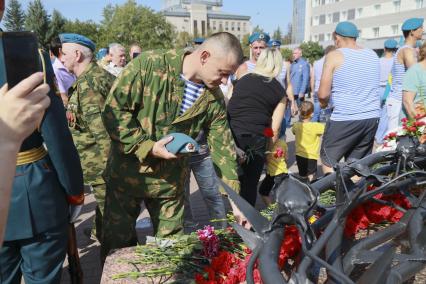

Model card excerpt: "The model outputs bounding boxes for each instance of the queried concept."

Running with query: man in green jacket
[60,33,114,241]
[101,32,243,261]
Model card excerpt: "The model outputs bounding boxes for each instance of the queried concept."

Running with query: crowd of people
[0,1,425,281]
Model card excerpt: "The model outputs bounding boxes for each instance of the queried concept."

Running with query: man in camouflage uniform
[60,33,114,241]
[101,32,244,261]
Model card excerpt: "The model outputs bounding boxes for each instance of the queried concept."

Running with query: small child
[259,138,288,206]
[292,101,325,181]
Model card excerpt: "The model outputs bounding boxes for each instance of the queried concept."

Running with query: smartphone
[0,32,42,88]
[132,52,140,59]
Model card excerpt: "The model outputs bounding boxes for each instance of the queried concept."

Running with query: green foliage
[25,0,51,48]
[272,26,282,41]
[3,0,25,32]
[241,33,251,58]
[47,10,66,42]
[299,41,324,64]
[98,0,175,50]
[175,31,193,49]
[252,25,264,33]
[63,19,101,46]
[281,47,293,62]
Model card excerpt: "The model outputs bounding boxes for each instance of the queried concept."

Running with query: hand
[66,111,76,126]
[0,72,50,146]
[230,199,251,229]
[290,101,298,116]
[150,135,177,159]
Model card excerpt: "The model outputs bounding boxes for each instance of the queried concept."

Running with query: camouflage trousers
[100,182,184,263]
[92,183,106,242]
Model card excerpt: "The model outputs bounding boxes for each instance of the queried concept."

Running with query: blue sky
[11,0,293,35]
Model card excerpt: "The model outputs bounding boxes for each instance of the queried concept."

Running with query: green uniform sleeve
[206,97,240,193]
[102,58,155,163]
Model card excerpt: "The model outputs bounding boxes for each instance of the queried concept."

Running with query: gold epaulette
[16,146,47,166]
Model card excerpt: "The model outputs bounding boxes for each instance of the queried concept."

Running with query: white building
[293,0,425,49]
[161,0,251,41]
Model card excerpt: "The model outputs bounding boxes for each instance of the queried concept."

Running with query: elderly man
[129,43,142,60]
[319,21,381,174]
[60,33,114,242]
[101,32,244,261]
[104,43,126,76]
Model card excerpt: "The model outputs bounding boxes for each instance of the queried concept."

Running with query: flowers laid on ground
[344,185,411,237]
[378,116,426,151]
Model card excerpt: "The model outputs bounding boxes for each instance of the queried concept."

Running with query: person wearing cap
[100,32,245,263]
[386,18,424,133]
[318,21,381,174]
[48,36,77,106]
[375,38,398,144]
[60,33,114,242]
[97,47,111,69]
[0,28,84,284]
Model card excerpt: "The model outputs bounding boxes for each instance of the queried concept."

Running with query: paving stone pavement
[59,127,304,284]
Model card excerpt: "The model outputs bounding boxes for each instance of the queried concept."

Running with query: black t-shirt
[227,73,285,136]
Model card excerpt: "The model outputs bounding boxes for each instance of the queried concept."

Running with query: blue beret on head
[268,39,281,47]
[249,32,270,44]
[384,39,398,49]
[193,37,205,44]
[59,33,96,52]
[402,18,424,31]
[335,21,359,38]
[96,48,108,60]
[164,133,199,154]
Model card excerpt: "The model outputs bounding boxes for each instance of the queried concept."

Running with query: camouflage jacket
[68,62,114,185]
[102,49,239,198]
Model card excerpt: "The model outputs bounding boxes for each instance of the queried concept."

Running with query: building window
[374,4,381,15]
[314,16,319,26]
[327,13,332,24]
[356,8,363,18]
[333,12,339,23]
[319,34,324,41]
[347,9,355,20]
[392,24,398,35]
[341,11,347,20]
[201,20,206,36]
[416,0,424,8]
[326,33,331,40]
[373,27,380,37]
[319,14,326,25]
[314,35,319,41]
[393,1,401,12]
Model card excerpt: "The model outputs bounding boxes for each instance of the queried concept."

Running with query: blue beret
[384,39,398,49]
[59,33,96,51]
[249,32,270,44]
[96,48,108,60]
[335,21,359,38]
[268,39,281,47]
[193,37,205,44]
[402,18,424,31]
[164,133,199,154]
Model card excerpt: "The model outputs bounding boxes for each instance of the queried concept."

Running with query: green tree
[281,47,293,62]
[252,25,264,33]
[299,41,324,64]
[63,19,101,46]
[282,23,292,45]
[99,0,175,50]
[3,0,25,31]
[47,9,66,42]
[25,0,50,47]
[174,31,193,49]
[241,33,250,58]
[272,26,282,41]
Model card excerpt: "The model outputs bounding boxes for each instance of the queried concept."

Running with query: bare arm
[285,63,297,115]
[403,48,417,69]
[318,50,341,108]
[402,91,417,119]
[0,73,50,246]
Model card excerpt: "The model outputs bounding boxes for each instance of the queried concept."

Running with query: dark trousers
[234,135,267,206]
[0,223,68,284]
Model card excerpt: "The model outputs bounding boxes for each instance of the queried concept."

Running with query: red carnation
[263,127,274,137]
[401,117,408,123]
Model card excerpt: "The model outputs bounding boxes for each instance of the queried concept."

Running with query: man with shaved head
[60,33,114,242]
[101,32,244,262]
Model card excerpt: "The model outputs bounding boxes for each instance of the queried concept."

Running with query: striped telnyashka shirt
[179,74,205,115]
[387,45,416,102]
[330,47,381,121]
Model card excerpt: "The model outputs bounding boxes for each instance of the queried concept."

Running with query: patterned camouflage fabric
[68,61,114,239]
[101,49,239,261]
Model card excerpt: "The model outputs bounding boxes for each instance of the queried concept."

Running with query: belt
[16,146,48,166]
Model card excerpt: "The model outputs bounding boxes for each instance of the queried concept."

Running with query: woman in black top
[228,48,287,206]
